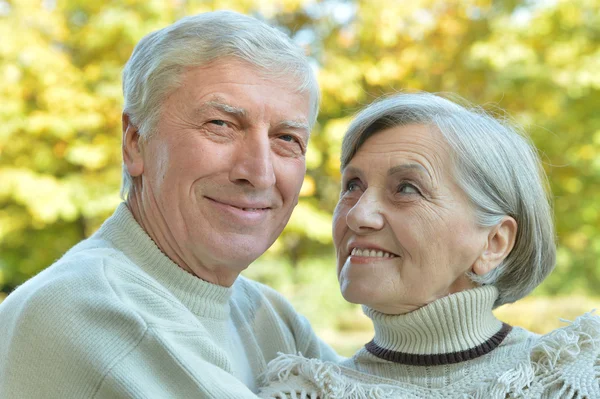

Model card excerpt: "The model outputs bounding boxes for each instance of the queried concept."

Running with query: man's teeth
[351,248,396,258]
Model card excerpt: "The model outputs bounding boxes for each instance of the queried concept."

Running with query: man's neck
[125,188,241,287]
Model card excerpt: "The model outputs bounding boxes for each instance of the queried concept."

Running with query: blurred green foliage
[1,0,599,308]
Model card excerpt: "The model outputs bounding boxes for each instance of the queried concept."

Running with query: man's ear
[122,113,144,177]
[473,216,518,276]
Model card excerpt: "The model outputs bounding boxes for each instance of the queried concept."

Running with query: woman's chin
[340,283,375,307]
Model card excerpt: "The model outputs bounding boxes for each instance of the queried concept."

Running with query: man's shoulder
[2,236,140,307]
[0,240,148,335]
[0,233,181,351]
[233,275,295,311]
[1,237,202,333]
[0,241,151,390]
[231,275,310,336]
[234,274,281,295]
[0,243,159,397]
[231,276,341,364]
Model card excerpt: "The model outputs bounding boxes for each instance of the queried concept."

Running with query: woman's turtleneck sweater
[260,286,600,399]
[0,203,339,398]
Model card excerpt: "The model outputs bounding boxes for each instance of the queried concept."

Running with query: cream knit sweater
[0,203,338,398]
[260,286,600,398]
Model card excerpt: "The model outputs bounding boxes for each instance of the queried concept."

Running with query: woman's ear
[473,216,518,276]
[122,113,144,177]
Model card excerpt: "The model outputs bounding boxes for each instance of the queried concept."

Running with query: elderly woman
[259,93,600,399]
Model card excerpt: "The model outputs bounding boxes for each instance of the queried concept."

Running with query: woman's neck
[363,286,511,366]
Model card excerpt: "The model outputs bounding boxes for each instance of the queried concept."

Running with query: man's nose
[229,130,276,189]
[345,189,385,233]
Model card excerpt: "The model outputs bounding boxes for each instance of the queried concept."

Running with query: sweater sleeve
[94,328,261,399]
[0,258,150,398]
[0,258,262,399]
[246,279,342,363]
[289,309,341,363]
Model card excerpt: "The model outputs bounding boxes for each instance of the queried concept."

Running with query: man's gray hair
[341,93,556,307]
[120,10,319,198]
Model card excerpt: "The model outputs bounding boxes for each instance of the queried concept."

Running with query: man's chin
[207,244,270,268]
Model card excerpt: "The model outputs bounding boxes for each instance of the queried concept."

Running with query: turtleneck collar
[363,286,511,366]
[92,203,233,320]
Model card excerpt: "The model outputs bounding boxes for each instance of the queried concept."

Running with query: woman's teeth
[351,248,396,258]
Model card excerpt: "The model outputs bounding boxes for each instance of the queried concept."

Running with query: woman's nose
[345,189,385,233]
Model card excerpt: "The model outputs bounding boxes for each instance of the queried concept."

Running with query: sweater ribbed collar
[363,286,511,366]
[93,203,233,320]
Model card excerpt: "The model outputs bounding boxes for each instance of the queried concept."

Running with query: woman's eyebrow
[343,165,362,176]
[387,163,431,179]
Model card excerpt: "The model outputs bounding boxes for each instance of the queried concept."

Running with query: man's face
[132,58,310,279]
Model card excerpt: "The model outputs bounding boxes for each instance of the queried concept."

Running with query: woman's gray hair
[120,10,319,199]
[341,93,556,307]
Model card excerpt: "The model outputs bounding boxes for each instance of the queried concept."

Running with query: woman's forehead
[347,124,451,176]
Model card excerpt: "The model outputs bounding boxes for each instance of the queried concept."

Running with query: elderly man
[0,11,337,398]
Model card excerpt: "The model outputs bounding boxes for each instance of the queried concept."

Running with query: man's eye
[278,134,299,144]
[209,120,227,127]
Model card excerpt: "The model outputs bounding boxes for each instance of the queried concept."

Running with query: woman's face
[333,124,491,315]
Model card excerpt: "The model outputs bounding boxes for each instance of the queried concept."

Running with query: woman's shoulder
[258,312,600,399]
[532,310,599,355]
[528,310,600,373]
[493,311,600,398]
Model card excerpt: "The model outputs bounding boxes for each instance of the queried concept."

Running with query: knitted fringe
[262,353,394,399]
[261,312,600,399]
[485,311,600,399]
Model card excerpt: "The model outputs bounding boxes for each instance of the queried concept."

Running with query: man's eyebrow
[277,120,311,138]
[388,163,431,179]
[196,100,247,117]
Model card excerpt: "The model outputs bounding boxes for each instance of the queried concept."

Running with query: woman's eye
[346,180,360,192]
[397,183,420,195]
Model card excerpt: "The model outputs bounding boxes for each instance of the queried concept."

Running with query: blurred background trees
[1,0,598,353]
